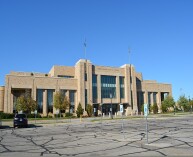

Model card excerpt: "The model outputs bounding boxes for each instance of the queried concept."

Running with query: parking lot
[1,115,193,156]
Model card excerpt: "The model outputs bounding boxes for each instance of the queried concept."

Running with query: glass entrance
[101,104,117,115]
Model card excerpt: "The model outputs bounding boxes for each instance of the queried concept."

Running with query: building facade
[0,59,172,116]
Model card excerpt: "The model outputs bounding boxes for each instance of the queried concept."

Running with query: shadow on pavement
[0,124,43,129]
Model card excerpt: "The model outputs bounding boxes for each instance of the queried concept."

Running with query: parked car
[13,113,28,128]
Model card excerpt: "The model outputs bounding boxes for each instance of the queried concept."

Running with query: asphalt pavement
[1,115,193,156]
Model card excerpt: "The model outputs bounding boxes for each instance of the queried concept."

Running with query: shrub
[152,103,158,114]
[86,104,93,117]
[0,112,15,119]
[65,112,73,117]
[27,113,42,118]
[161,103,168,113]
[141,104,144,113]
[76,103,84,118]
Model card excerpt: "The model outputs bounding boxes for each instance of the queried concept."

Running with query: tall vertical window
[131,90,133,108]
[60,89,67,97]
[85,89,87,108]
[101,75,116,98]
[137,92,144,112]
[85,73,87,81]
[153,92,157,104]
[47,89,55,113]
[37,89,44,113]
[69,90,75,112]
[92,74,97,103]
[120,76,125,98]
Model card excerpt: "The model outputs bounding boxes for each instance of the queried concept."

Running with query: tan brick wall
[2,59,172,115]
[95,65,125,76]
[49,65,75,77]
[3,74,78,113]
[0,86,4,111]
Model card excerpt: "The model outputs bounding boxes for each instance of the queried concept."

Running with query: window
[85,89,87,109]
[47,89,55,113]
[36,89,44,113]
[92,74,97,102]
[137,92,144,112]
[58,75,74,78]
[148,92,152,105]
[153,92,157,104]
[101,75,116,98]
[69,90,75,113]
[85,73,87,81]
[60,89,67,97]
[120,76,125,98]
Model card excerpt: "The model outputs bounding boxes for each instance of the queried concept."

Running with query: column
[87,62,93,105]
[66,90,70,112]
[32,78,35,100]
[10,92,13,113]
[151,92,154,105]
[43,90,47,116]
[157,92,161,112]
[97,75,101,103]
[144,91,148,104]
[7,88,12,113]
[116,76,120,103]
[131,66,138,112]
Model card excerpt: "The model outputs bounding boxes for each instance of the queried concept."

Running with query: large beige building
[0,59,172,116]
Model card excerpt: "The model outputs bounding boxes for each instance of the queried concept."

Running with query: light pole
[174,105,176,115]
[189,96,192,113]
[110,93,113,119]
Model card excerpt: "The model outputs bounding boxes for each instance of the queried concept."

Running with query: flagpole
[84,38,86,60]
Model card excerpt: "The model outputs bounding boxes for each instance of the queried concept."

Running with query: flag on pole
[84,38,86,47]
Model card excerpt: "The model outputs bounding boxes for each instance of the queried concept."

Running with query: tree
[152,103,158,114]
[54,91,65,118]
[178,95,189,112]
[141,104,144,114]
[189,99,193,112]
[76,103,84,118]
[161,95,175,113]
[63,96,71,114]
[86,104,93,117]
[16,95,37,115]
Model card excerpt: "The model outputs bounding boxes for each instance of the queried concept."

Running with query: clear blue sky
[0,0,193,101]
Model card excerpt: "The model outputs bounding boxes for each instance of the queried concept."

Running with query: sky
[0,0,193,101]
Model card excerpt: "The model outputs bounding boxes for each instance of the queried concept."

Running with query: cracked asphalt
[1,115,193,156]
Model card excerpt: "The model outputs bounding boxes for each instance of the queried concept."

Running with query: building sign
[55,110,59,115]
[144,104,148,117]
[120,104,123,113]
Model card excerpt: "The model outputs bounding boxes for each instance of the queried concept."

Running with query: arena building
[0,59,172,116]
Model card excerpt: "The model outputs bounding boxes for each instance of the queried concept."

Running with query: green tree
[161,96,175,113]
[189,99,193,112]
[152,103,158,114]
[86,104,93,117]
[54,91,66,118]
[16,95,37,115]
[63,96,71,115]
[178,95,189,112]
[76,103,84,118]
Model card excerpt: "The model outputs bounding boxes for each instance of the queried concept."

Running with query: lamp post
[189,96,192,114]
[110,93,113,119]
[174,105,176,115]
